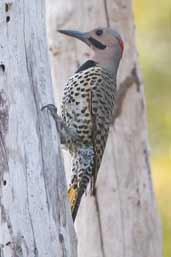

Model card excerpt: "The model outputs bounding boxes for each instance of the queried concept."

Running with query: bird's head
[58,27,124,73]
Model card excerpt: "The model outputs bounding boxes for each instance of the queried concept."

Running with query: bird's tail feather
[68,181,87,222]
[68,185,78,214]
[70,187,84,222]
[68,146,95,221]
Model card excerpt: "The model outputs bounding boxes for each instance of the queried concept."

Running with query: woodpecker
[43,27,124,221]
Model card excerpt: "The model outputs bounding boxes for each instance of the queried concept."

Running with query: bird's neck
[92,53,121,77]
[97,60,120,77]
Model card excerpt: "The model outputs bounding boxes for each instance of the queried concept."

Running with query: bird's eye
[96,29,103,36]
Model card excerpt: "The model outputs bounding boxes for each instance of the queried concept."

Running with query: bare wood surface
[0,1,77,256]
[47,0,162,257]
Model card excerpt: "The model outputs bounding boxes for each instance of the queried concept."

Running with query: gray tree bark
[0,1,77,256]
[47,0,162,257]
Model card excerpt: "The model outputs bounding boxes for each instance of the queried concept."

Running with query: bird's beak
[58,29,90,46]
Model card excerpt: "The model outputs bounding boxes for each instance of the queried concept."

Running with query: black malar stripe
[88,37,106,50]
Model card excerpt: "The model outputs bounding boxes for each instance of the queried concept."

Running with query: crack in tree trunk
[103,0,110,27]
[94,191,106,257]
[112,142,126,257]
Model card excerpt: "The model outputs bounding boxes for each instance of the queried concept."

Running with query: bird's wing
[90,67,116,191]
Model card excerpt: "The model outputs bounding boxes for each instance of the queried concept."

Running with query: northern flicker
[43,27,124,221]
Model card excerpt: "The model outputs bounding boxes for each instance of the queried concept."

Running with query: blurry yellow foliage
[152,155,171,257]
[134,1,171,256]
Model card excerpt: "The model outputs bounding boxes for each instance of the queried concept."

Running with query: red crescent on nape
[116,37,124,51]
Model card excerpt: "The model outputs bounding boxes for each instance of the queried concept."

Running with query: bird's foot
[42,104,80,146]
[41,104,58,121]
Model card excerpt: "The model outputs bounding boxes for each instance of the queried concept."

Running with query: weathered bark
[47,0,162,257]
[0,1,77,256]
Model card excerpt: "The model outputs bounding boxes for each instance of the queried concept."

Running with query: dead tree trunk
[0,1,77,256]
[47,0,162,257]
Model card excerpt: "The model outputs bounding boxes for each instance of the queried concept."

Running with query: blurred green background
[134,1,171,256]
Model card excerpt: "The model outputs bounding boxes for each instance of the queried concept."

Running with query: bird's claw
[41,104,57,112]
[41,104,80,146]
[41,104,58,118]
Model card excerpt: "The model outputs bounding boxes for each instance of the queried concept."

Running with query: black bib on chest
[75,60,97,73]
